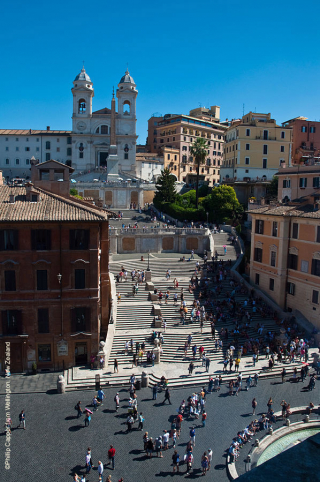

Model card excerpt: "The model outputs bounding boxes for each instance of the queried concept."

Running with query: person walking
[107,445,116,470]
[188,361,194,375]
[281,367,287,384]
[138,412,144,431]
[126,414,134,432]
[190,427,196,446]
[207,448,213,470]
[252,397,257,415]
[163,387,172,404]
[84,411,91,427]
[152,383,158,400]
[202,410,207,427]
[97,461,104,481]
[155,436,163,457]
[147,437,154,458]
[85,452,91,474]
[114,359,118,373]
[18,410,26,430]
[114,392,120,412]
[172,450,180,473]
[75,401,82,418]
[205,357,210,373]
[201,452,209,476]
[186,451,194,474]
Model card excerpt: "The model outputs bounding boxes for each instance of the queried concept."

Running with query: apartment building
[147,106,227,186]
[249,197,320,328]
[277,163,320,202]
[282,117,320,165]
[0,161,110,373]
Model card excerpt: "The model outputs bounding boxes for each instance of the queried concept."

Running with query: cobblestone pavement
[0,375,319,481]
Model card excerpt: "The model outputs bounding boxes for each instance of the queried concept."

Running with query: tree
[268,176,278,198]
[203,185,242,223]
[190,137,208,209]
[153,168,177,207]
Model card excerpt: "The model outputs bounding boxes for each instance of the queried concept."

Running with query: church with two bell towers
[0,68,138,180]
[71,67,138,177]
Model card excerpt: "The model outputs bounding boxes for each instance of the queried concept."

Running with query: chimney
[47,126,50,131]
[9,194,15,203]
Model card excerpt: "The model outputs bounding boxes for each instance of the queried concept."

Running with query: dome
[119,69,135,84]
[74,67,92,82]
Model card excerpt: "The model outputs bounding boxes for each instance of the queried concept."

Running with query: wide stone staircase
[64,232,313,391]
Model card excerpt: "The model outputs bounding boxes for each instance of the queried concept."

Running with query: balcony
[255,136,277,140]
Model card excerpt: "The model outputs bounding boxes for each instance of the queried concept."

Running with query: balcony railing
[255,136,277,140]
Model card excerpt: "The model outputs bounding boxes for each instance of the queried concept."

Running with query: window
[101,125,108,134]
[312,290,319,304]
[56,147,60,152]
[16,147,19,151]
[255,219,264,234]
[280,146,285,152]
[313,177,320,188]
[263,130,268,140]
[70,229,89,250]
[255,273,260,285]
[292,223,298,239]
[75,269,85,289]
[38,308,49,333]
[26,159,30,165]
[5,271,16,291]
[38,344,51,362]
[263,159,267,169]
[254,248,263,262]
[245,143,250,150]
[301,126,307,133]
[301,260,309,273]
[5,147,9,151]
[287,282,295,295]
[78,99,86,113]
[67,137,72,144]
[270,251,276,267]
[288,253,298,270]
[71,307,91,332]
[124,153,128,160]
[246,129,250,136]
[299,178,307,188]
[245,157,250,165]
[31,230,51,250]
[36,138,39,142]
[269,278,274,291]
[263,145,268,155]
[312,259,320,277]
[37,270,48,290]
[281,131,285,139]
[36,147,39,152]
[0,230,18,250]
[283,179,291,188]
[45,141,50,150]
[46,153,50,161]
[1,310,22,335]
[67,147,72,156]
[272,221,278,237]
[167,154,170,160]
[310,126,316,133]
[25,147,30,152]
[16,138,19,142]
[5,159,9,165]
[316,226,320,243]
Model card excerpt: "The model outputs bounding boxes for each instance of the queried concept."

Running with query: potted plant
[31,362,37,375]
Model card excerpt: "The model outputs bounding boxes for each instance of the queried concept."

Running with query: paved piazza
[0,377,319,481]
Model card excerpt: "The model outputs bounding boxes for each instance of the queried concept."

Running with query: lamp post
[147,251,150,271]
[206,211,209,226]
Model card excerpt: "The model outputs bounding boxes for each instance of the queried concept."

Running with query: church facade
[0,68,138,179]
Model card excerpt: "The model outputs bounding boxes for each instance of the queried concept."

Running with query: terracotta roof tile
[0,186,109,223]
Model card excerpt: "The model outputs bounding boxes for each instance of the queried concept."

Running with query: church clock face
[77,121,87,131]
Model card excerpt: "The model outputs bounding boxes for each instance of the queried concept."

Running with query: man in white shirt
[97,460,103,481]
[162,430,169,450]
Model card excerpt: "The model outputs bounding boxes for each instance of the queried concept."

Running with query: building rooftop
[248,203,320,219]
[92,107,112,115]
[0,129,72,135]
[74,67,92,83]
[0,185,109,222]
[119,69,135,85]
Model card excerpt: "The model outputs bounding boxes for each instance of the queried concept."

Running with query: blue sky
[2,0,320,143]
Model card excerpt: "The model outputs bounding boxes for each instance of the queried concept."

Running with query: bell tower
[71,67,94,133]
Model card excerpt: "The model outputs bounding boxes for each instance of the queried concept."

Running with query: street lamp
[206,211,209,226]
[147,251,150,271]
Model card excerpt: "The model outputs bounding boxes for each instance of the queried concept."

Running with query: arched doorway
[100,152,108,167]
